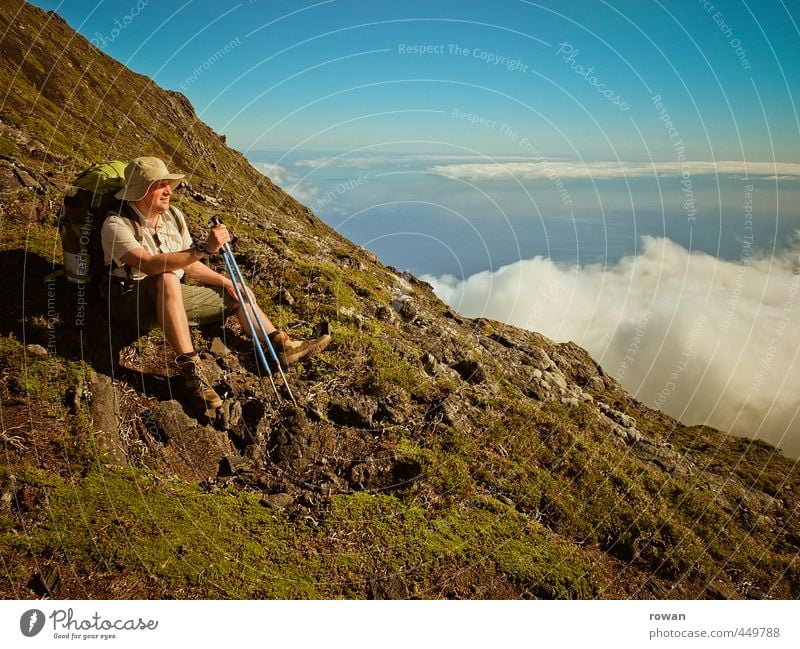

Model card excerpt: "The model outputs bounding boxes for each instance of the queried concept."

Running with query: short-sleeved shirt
[101,204,192,280]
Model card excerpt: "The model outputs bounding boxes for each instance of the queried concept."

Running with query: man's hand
[205,223,231,253]
[224,278,255,304]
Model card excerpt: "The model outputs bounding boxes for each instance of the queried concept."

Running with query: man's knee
[153,272,181,295]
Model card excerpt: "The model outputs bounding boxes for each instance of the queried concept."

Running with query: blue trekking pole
[210,217,298,407]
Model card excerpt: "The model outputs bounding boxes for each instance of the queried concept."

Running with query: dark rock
[328,394,378,428]
[393,295,417,321]
[553,341,606,391]
[199,352,224,385]
[147,400,196,442]
[374,389,413,424]
[219,455,254,476]
[451,358,486,384]
[216,399,242,430]
[193,191,221,206]
[375,305,396,323]
[271,414,338,474]
[421,352,439,375]
[28,567,61,597]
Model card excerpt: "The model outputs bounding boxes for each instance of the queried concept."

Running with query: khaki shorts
[107,274,238,332]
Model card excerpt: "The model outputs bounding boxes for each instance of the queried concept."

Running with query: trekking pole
[210,217,298,408]
[218,249,282,402]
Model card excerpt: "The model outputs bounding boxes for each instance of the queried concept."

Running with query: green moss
[0,134,19,156]
[327,492,599,598]
[3,468,324,598]
[0,334,87,404]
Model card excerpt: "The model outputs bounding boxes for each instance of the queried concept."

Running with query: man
[101,156,331,410]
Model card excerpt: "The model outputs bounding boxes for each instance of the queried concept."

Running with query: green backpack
[58,160,129,286]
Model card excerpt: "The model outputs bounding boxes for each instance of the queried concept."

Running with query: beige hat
[114,157,185,201]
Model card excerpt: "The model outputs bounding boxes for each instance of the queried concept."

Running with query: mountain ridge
[0,0,798,599]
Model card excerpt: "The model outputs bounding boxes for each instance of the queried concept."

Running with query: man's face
[138,179,172,213]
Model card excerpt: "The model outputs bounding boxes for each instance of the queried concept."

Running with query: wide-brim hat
[114,157,185,201]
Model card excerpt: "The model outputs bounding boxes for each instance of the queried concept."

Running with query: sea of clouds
[424,235,800,458]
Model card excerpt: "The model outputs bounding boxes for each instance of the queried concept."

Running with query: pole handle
[209,215,222,227]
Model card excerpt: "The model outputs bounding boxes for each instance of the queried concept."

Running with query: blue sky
[27,0,800,161]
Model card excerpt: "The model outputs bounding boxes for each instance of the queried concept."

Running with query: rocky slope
[1,0,798,599]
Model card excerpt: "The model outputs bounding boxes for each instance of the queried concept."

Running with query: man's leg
[232,298,331,370]
[234,299,276,340]
[182,283,331,370]
[154,272,194,354]
[154,273,222,410]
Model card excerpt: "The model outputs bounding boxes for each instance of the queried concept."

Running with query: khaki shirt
[101,205,192,280]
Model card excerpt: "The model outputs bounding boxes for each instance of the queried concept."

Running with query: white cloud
[294,153,539,170]
[428,160,800,182]
[250,161,321,205]
[423,236,800,458]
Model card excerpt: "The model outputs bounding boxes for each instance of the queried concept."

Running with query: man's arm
[184,260,229,288]
[118,222,230,276]
[184,260,254,303]
[119,246,203,276]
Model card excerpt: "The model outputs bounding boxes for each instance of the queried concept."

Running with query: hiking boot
[268,331,331,370]
[177,353,223,410]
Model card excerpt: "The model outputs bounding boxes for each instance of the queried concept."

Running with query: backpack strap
[164,205,186,237]
[109,202,144,281]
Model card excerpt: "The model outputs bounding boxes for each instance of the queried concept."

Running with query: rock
[545,370,568,392]
[338,306,367,327]
[199,352,224,385]
[613,425,643,444]
[274,288,294,306]
[0,489,13,516]
[13,167,43,193]
[630,438,688,474]
[375,305,396,323]
[421,352,439,375]
[271,414,338,474]
[552,341,606,391]
[328,394,378,428]
[209,337,231,359]
[528,347,556,371]
[392,295,417,321]
[25,344,48,359]
[147,400,196,442]
[216,399,242,430]
[260,492,294,510]
[374,389,413,424]
[88,372,127,466]
[0,162,20,193]
[598,402,637,428]
[451,358,486,384]
[192,191,221,206]
[219,455,254,476]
